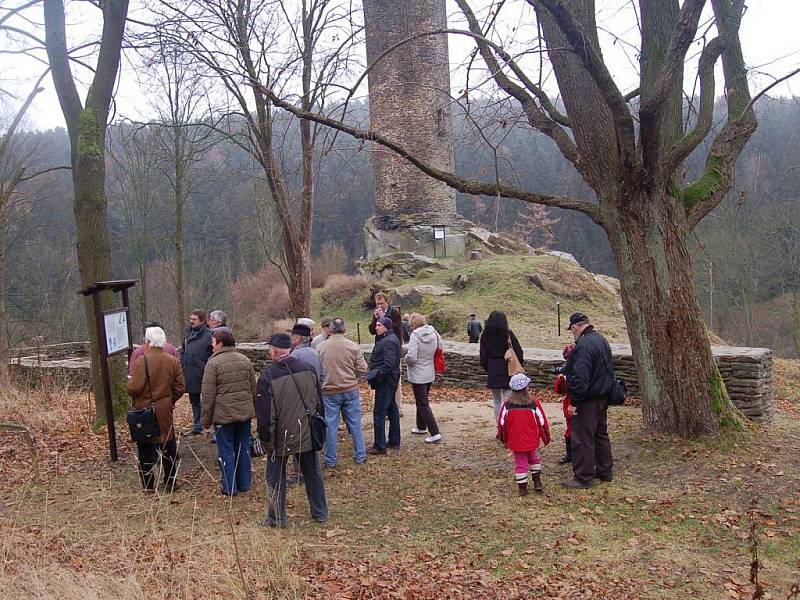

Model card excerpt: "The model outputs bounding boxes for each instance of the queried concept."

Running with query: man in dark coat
[561,312,615,489]
[256,333,328,528]
[180,309,214,434]
[467,313,482,343]
[366,317,401,455]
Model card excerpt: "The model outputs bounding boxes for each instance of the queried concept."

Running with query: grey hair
[209,310,227,325]
[330,318,346,334]
[145,326,166,348]
[296,317,315,328]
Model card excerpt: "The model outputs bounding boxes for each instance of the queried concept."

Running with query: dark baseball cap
[567,312,589,330]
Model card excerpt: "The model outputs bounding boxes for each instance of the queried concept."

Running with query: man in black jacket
[467,313,482,343]
[561,312,614,489]
[366,317,401,455]
[180,309,214,434]
[256,333,328,527]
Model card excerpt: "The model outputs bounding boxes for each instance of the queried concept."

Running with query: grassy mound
[315,253,628,348]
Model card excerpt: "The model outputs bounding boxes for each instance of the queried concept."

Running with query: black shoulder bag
[285,363,326,452]
[127,355,162,443]
[604,350,628,406]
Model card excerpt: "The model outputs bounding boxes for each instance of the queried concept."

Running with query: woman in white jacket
[405,313,442,443]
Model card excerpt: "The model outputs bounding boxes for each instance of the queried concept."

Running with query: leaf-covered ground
[1,380,799,599]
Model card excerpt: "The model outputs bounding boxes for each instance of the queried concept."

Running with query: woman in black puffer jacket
[479,311,524,421]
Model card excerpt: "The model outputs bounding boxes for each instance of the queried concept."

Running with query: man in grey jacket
[256,333,328,527]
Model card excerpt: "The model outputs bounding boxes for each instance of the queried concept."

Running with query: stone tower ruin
[362,0,467,259]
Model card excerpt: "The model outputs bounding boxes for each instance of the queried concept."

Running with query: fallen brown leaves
[298,553,647,599]
[2,380,800,599]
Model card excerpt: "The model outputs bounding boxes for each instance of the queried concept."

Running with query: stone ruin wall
[11,342,774,424]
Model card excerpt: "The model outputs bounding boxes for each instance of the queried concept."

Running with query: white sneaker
[411,427,428,435]
[425,434,442,444]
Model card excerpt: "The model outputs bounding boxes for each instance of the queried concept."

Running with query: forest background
[5,96,799,356]
[1,1,799,359]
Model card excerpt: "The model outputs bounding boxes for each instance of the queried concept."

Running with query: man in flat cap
[560,312,615,489]
[255,333,328,527]
[290,321,325,385]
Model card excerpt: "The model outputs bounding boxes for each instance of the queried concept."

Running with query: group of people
[126,299,616,525]
[125,293,449,526]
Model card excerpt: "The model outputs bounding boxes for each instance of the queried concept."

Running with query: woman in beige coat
[201,329,257,495]
[127,326,185,492]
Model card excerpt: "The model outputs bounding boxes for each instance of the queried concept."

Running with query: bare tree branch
[665,35,725,173]
[529,0,636,168]
[259,83,603,223]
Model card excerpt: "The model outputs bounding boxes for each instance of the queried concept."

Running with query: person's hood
[414,324,438,344]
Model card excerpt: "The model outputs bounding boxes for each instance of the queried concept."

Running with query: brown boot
[518,482,529,496]
[532,472,543,493]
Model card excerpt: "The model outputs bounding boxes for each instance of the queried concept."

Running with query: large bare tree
[152,0,361,317]
[140,35,215,338]
[265,0,767,436]
[44,0,129,417]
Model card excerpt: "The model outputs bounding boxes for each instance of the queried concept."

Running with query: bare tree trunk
[174,156,186,339]
[45,0,130,418]
[73,109,121,415]
[605,189,738,435]
[790,292,800,358]
[0,208,8,382]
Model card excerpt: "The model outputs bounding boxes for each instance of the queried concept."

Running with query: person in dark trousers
[368,291,405,417]
[127,326,185,493]
[180,309,214,434]
[405,313,442,444]
[256,333,328,528]
[201,329,256,496]
[479,311,524,421]
[366,317,401,454]
[560,312,615,489]
[467,313,482,343]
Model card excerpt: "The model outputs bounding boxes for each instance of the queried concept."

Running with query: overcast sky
[3,0,800,132]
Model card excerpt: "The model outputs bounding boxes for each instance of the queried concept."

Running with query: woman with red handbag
[404,313,443,444]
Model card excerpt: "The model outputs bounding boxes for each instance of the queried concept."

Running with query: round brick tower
[362,0,466,259]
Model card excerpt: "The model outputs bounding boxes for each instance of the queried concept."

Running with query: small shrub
[311,241,349,288]
[229,266,292,341]
[321,274,368,307]
[426,308,462,336]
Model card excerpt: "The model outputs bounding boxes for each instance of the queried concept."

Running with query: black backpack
[608,378,628,406]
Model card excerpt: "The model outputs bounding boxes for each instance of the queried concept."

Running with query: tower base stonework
[364,214,469,260]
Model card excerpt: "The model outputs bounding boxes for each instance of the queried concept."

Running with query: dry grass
[2,380,799,599]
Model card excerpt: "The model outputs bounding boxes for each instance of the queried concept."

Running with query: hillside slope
[315,253,628,349]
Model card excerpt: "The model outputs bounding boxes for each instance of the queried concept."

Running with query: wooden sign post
[78,280,137,462]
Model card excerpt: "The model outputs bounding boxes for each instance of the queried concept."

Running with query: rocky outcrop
[357,252,447,280]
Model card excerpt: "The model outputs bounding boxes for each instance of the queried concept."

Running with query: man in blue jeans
[366,317,401,455]
[318,318,369,467]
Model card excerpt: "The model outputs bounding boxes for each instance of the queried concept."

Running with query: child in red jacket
[553,344,575,464]
[497,373,551,495]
